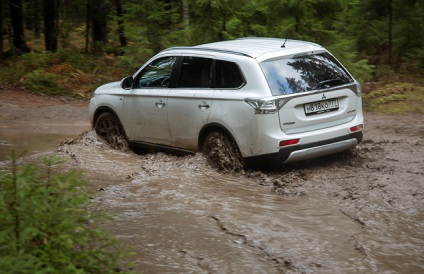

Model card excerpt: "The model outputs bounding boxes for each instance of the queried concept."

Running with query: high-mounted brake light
[349,124,364,133]
[279,138,300,147]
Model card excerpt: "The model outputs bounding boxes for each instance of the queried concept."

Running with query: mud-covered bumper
[244,131,363,166]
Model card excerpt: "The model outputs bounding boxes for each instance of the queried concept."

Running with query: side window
[216,60,244,88]
[135,56,176,88]
[177,56,213,88]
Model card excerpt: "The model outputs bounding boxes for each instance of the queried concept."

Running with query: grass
[362,80,424,114]
[0,48,125,98]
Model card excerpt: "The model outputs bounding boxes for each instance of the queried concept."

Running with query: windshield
[260,52,353,96]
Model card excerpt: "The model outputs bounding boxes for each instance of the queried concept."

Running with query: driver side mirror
[120,76,134,90]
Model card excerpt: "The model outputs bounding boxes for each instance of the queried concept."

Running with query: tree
[347,0,424,73]
[0,0,3,55]
[89,0,111,53]
[26,0,42,38]
[43,0,58,51]
[123,0,180,52]
[187,0,243,43]
[115,0,127,47]
[8,0,30,54]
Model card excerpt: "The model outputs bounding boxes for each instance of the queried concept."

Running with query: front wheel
[94,112,128,151]
[203,131,244,172]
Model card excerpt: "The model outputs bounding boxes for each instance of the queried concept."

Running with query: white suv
[89,37,363,170]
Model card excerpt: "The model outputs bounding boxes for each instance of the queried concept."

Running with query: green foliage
[325,40,375,83]
[0,155,129,273]
[0,48,124,97]
[363,81,424,113]
[116,24,153,74]
[347,0,424,74]
[23,69,64,96]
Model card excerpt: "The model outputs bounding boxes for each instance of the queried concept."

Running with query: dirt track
[1,89,423,273]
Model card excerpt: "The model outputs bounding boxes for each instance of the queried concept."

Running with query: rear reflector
[279,139,300,147]
[349,124,364,133]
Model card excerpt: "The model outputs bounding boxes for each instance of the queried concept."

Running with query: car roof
[162,37,325,62]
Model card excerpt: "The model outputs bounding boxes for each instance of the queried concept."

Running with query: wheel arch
[93,106,128,139]
[198,123,240,153]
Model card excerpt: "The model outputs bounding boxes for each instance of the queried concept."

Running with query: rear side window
[260,52,353,95]
[215,60,244,88]
[178,56,213,88]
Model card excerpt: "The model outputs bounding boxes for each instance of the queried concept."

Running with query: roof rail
[161,46,253,58]
[236,37,286,41]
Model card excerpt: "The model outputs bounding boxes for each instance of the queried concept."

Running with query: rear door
[260,52,360,134]
[167,55,215,151]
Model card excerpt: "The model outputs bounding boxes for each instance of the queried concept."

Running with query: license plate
[304,98,339,115]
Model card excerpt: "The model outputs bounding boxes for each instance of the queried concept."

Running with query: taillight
[349,124,364,133]
[244,97,285,114]
[279,138,300,147]
[356,81,362,97]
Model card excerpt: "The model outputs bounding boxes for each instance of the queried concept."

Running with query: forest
[1,0,423,98]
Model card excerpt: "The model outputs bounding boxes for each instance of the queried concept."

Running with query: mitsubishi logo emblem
[322,93,326,100]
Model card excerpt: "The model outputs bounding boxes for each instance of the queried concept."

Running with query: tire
[203,131,244,172]
[94,112,128,151]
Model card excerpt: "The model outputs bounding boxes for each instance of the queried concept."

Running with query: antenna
[281,37,288,48]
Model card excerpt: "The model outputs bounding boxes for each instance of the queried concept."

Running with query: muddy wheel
[203,131,244,172]
[95,112,128,151]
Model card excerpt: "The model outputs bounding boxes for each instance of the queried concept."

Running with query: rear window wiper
[313,78,343,90]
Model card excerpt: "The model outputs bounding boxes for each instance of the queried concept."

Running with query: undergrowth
[362,76,424,113]
[0,49,124,98]
[0,154,131,273]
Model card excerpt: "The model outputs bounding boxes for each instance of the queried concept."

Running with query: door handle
[155,99,166,108]
[198,101,210,109]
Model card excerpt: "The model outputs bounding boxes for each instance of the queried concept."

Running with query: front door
[123,56,177,145]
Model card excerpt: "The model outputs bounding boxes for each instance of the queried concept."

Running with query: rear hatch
[260,51,360,134]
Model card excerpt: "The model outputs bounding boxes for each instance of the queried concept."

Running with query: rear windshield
[260,52,353,96]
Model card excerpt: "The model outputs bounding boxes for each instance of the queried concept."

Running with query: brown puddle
[0,127,86,160]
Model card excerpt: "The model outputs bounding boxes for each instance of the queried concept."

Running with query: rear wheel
[203,131,244,172]
[95,112,128,151]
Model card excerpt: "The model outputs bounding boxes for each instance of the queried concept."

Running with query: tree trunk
[43,0,57,51]
[115,0,127,47]
[387,0,393,66]
[33,0,41,38]
[85,0,90,53]
[218,13,226,41]
[182,0,189,27]
[90,0,110,53]
[8,0,30,54]
[0,0,3,56]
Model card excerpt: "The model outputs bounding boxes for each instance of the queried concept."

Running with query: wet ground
[0,90,89,160]
[1,89,423,273]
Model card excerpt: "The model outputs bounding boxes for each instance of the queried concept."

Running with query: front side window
[177,56,213,88]
[215,60,244,88]
[260,52,353,95]
[135,56,176,88]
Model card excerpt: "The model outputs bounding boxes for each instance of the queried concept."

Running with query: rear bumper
[245,131,363,166]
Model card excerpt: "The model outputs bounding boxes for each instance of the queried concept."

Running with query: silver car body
[89,37,363,165]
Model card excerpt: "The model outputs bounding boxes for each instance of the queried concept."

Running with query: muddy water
[57,130,424,273]
[0,92,90,160]
[88,156,365,273]
[0,127,82,160]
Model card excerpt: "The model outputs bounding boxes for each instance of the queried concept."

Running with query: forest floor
[0,86,423,273]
